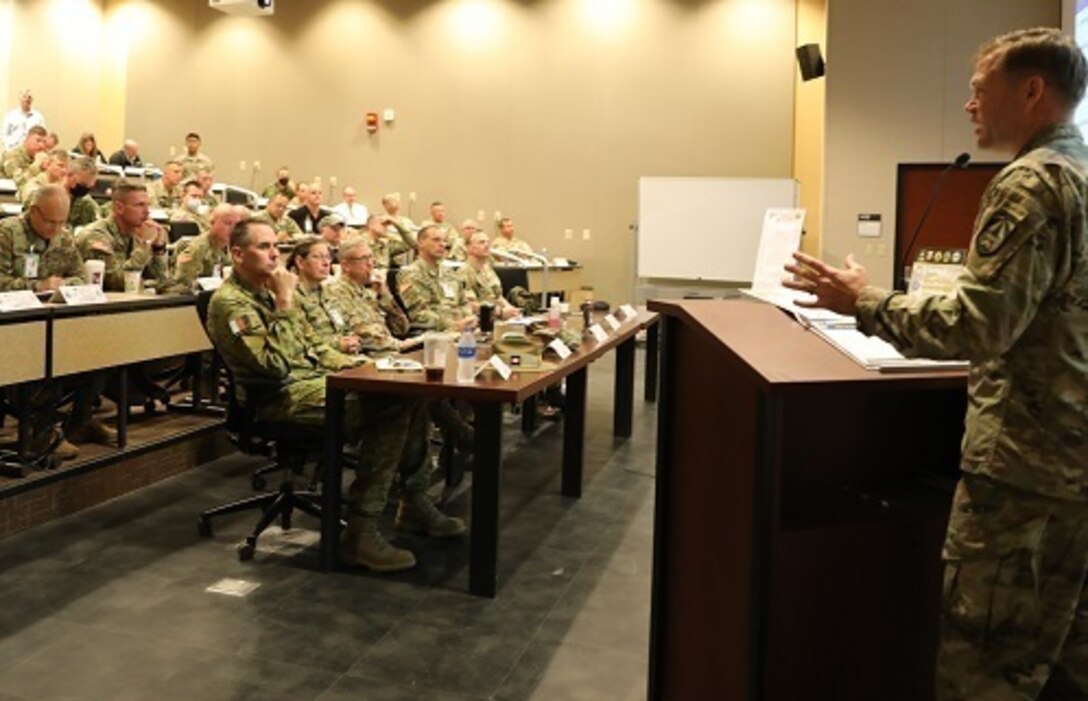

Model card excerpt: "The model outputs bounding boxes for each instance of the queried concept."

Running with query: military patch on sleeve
[974,215,1016,257]
[228,314,250,335]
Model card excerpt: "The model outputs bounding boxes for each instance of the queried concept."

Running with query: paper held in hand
[740,208,967,373]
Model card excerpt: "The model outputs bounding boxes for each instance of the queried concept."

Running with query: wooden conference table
[0,293,210,474]
[321,309,659,597]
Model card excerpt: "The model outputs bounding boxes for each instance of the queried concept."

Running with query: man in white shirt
[3,90,45,151]
[332,186,368,227]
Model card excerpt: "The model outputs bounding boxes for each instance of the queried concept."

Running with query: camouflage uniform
[446,235,467,262]
[179,152,213,179]
[18,172,62,207]
[252,209,303,241]
[459,259,512,314]
[327,275,409,355]
[147,179,182,210]
[491,234,533,255]
[422,220,460,258]
[293,281,357,362]
[0,215,83,291]
[855,123,1088,699]
[2,146,38,187]
[369,229,414,269]
[76,216,167,292]
[0,215,103,445]
[172,232,229,288]
[169,207,211,236]
[68,194,99,229]
[396,259,472,331]
[261,182,294,200]
[206,274,431,517]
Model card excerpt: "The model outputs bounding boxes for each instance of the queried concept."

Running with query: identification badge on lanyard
[328,307,346,330]
[441,281,457,299]
[24,253,40,279]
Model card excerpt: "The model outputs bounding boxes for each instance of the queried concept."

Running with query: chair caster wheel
[237,540,256,561]
[251,475,267,491]
[198,518,212,538]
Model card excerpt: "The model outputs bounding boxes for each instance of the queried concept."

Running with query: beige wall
[822,0,1060,286]
[793,0,826,255]
[2,0,119,148]
[93,0,796,304]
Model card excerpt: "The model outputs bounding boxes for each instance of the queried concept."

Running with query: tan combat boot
[338,518,416,572]
[395,494,467,538]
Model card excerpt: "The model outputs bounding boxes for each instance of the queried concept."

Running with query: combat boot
[54,439,79,461]
[338,518,416,572]
[395,493,467,537]
[67,419,117,446]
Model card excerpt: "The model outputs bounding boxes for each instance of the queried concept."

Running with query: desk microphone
[899,152,971,288]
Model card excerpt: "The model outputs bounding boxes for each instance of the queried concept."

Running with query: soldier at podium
[785,28,1088,701]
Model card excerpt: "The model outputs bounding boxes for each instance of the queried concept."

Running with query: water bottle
[548,296,562,329]
[456,329,477,383]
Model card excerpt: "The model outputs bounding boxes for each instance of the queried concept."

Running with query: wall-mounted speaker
[796,43,825,81]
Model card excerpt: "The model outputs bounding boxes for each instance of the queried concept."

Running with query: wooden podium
[647,299,967,701]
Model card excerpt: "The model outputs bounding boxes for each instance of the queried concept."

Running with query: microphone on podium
[899,152,971,288]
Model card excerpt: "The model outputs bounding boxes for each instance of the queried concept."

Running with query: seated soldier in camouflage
[77,180,168,292]
[19,147,68,206]
[491,216,534,255]
[196,168,219,209]
[207,220,464,572]
[316,214,346,256]
[284,236,362,356]
[420,201,458,256]
[170,179,212,235]
[172,203,240,289]
[363,213,414,270]
[253,191,304,242]
[327,236,415,355]
[147,160,185,210]
[397,225,476,464]
[445,219,478,263]
[459,231,521,320]
[397,225,476,332]
[0,185,115,458]
[380,193,418,244]
[2,125,47,187]
[64,156,99,229]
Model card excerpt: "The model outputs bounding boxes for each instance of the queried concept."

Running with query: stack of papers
[741,208,968,373]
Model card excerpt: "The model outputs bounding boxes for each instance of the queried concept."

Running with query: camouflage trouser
[429,399,473,452]
[258,377,431,518]
[938,473,1088,700]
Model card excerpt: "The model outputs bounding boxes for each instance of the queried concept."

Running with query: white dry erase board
[637,177,799,282]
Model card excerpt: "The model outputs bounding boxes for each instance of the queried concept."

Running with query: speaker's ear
[796,43,826,81]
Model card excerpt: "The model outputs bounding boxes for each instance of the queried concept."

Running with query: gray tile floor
[0,350,657,701]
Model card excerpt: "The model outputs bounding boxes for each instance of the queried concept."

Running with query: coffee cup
[123,270,142,293]
[83,260,105,288]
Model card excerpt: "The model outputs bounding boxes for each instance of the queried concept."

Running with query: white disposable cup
[83,260,105,288]
[123,270,142,293]
[422,332,449,370]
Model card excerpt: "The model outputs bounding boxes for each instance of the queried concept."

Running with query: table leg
[521,395,537,435]
[562,367,587,498]
[321,386,345,572]
[117,367,128,449]
[645,319,659,403]
[470,402,502,598]
[613,337,635,438]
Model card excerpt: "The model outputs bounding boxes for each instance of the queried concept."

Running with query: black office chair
[194,291,336,561]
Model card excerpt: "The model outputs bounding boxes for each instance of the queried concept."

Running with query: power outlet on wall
[564,228,573,240]
[582,229,591,241]
[253,161,261,171]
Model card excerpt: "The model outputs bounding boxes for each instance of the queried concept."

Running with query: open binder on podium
[741,209,969,373]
